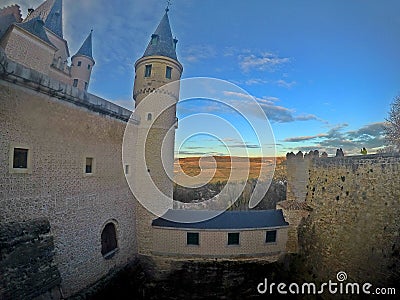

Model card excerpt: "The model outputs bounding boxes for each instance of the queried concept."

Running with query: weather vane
[166,0,172,12]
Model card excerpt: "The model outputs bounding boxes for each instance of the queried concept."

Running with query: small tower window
[125,165,130,175]
[101,223,118,259]
[151,34,159,45]
[88,64,91,70]
[147,113,152,121]
[166,66,172,79]
[145,65,152,77]
[84,82,88,91]
[73,79,78,87]
[77,61,82,67]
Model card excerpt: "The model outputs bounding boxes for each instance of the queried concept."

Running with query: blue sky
[6,0,400,156]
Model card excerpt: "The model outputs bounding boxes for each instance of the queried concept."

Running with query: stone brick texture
[0,218,61,300]
[152,227,288,260]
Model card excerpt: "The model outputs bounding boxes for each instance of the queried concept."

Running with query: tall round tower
[132,8,183,255]
[70,30,95,91]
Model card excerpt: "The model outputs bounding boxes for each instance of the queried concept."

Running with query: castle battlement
[0,47,131,122]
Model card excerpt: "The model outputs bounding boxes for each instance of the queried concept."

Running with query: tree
[385,95,400,149]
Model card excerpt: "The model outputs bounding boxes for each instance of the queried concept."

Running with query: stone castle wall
[0,219,61,300]
[0,49,137,296]
[286,153,400,285]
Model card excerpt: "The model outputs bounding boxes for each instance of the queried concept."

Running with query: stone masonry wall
[288,154,400,285]
[1,27,54,75]
[0,219,61,300]
[0,73,137,295]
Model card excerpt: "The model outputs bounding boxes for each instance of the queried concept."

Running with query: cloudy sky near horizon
[3,0,400,156]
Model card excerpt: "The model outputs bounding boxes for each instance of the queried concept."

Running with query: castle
[0,1,289,298]
[1,1,399,299]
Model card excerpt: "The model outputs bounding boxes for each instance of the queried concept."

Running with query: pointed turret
[134,9,182,104]
[72,30,93,61]
[143,9,178,61]
[132,8,183,255]
[70,30,95,91]
[44,0,62,38]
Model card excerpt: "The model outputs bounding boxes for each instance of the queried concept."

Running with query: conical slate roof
[143,10,178,61]
[44,0,63,38]
[72,30,94,61]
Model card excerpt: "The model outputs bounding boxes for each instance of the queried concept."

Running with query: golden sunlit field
[174,156,286,185]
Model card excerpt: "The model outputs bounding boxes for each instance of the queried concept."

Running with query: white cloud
[239,52,290,72]
[275,79,296,89]
[285,122,387,155]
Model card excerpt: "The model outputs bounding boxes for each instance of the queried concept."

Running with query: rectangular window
[166,66,172,79]
[187,232,199,245]
[73,79,78,87]
[145,65,152,77]
[13,148,28,169]
[228,232,240,245]
[85,157,93,174]
[88,64,91,70]
[266,230,277,243]
[125,165,129,175]
[77,61,82,67]
[84,82,88,90]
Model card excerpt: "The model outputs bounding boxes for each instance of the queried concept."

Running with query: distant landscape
[173,156,287,209]
[174,156,286,184]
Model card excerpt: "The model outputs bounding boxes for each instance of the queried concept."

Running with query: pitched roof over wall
[24,0,63,38]
[152,209,289,230]
[15,16,55,48]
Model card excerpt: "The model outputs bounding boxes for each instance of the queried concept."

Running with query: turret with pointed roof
[143,9,178,61]
[70,30,95,91]
[134,8,182,104]
[132,8,183,255]
[72,30,94,62]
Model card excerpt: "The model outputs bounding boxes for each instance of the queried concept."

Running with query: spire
[143,10,178,61]
[72,30,94,61]
[44,0,63,38]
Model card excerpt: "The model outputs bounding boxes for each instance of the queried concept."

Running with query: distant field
[174,156,286,185]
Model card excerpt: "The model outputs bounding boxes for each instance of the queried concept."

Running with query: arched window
[101,223,118,259]
[147,113,152,121]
